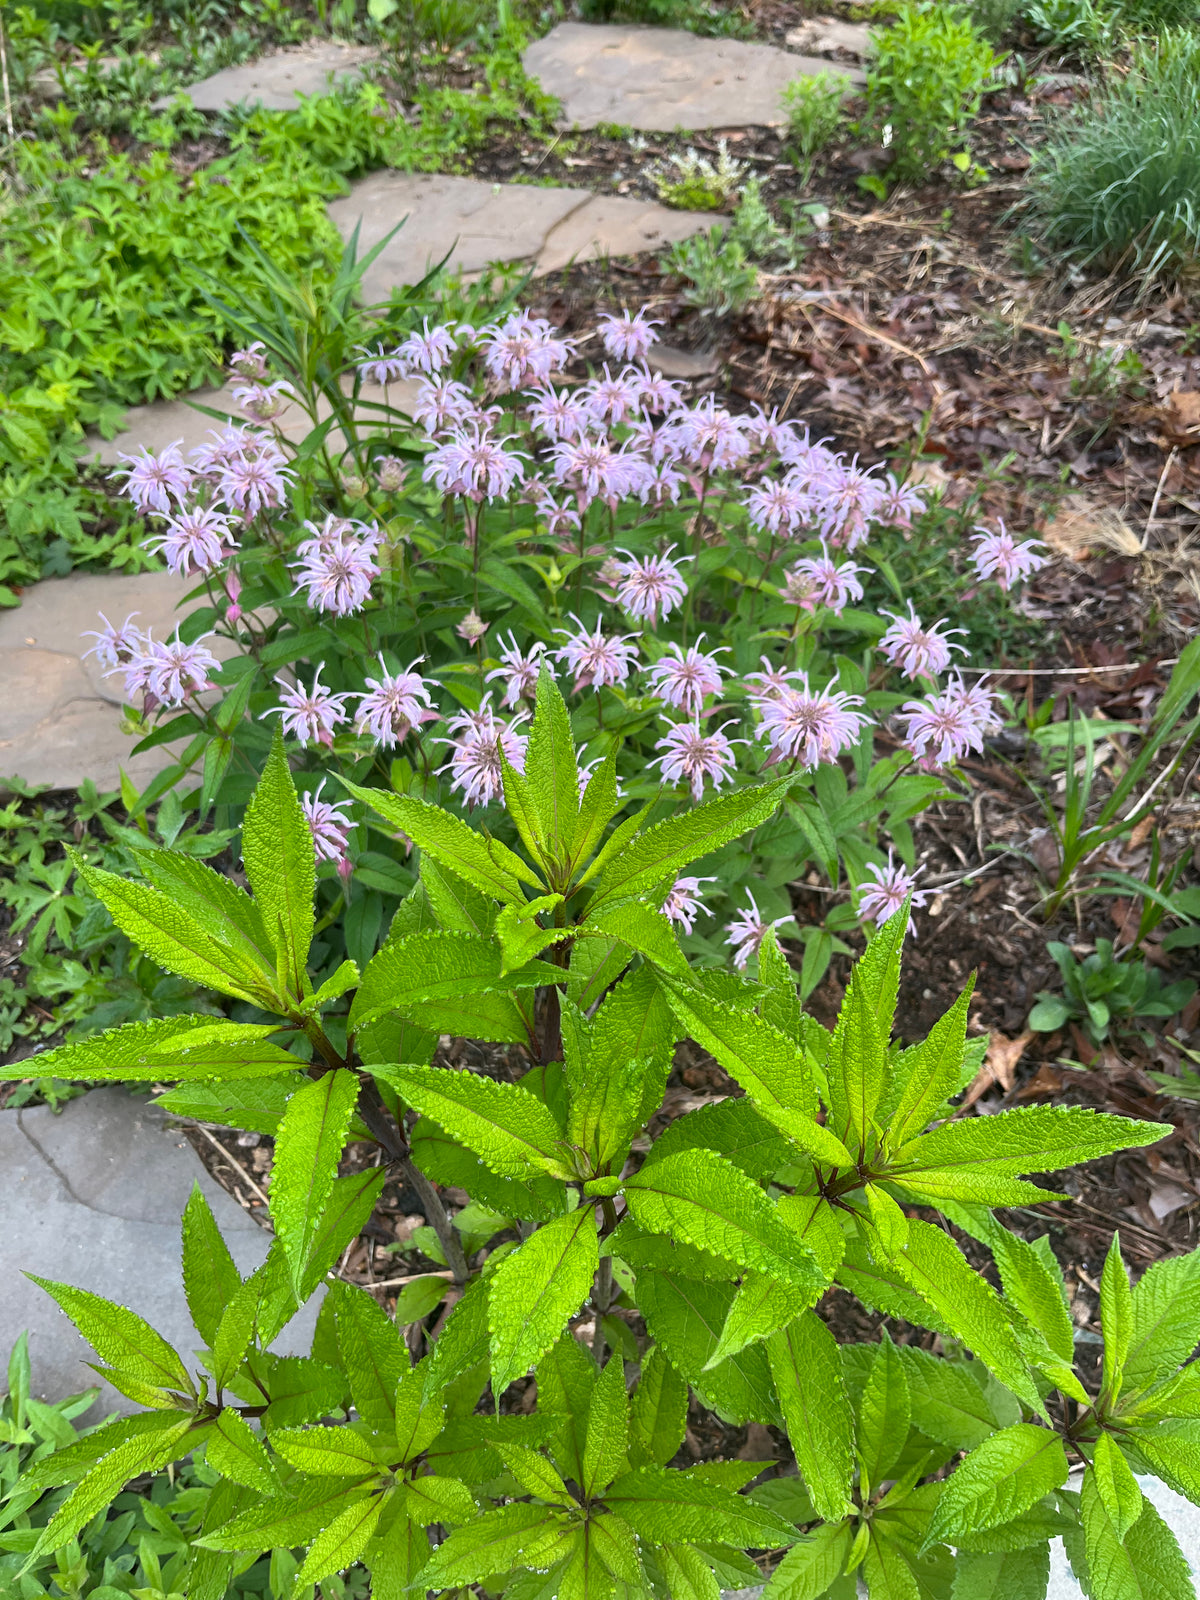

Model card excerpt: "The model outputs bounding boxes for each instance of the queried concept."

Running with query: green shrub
[865,1,1002,183]
[662,225,759,314]
[1026,29,1200,278]
[1030,938,1197,1042]
[780,69,847,184]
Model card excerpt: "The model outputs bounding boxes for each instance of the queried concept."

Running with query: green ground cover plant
[1029,937,1197,1043]
[780,70,847,186]
[0,710,1192,1600]
[1025,28,1200,282]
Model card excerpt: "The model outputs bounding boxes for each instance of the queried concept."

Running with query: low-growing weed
[1025,28,1200,282]
[662,225,759,314]
[648,139,748,210]
[1030,937,1196,1042]
[780,68,847,184]
[865,0,1002,184]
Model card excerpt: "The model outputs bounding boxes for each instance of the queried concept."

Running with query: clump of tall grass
[1026,29,1200,281]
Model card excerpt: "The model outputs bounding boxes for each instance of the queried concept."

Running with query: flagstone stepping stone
[326,172,709,300]
[523,22,862,133]
[0,1088,318,1417]
[0,569,200,793]
[783,16,874,60]
[172,38,377,113]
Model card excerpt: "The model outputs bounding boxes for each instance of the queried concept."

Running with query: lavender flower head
[879,602,967,681]
[555,615,640,693]
[264,667,351,748]
[654,719,742,802]
[439,696,529,808]
[614,546,690,625]
[217,439,293,518]
[413,378,475,436]
[229,341,269,381]
[139,631,220,708]
[725,891,791,971]
[480,311,572,391]
[143,504,237,577]
[486,633,547,709]
[302,781,354,881]
[355,344,408,387]
[900,674,1000,769]
[816,456,886,551]
[645,639,730,715]
[661,875,715,936]
[291,524,380,616]
[423,425,526,503]
[875,473,927,531]
[82,612,144,673]
[756,674,869,768]
[526,385,591,444]
[783,546,866,614]
[355,656,437,748]
[597,308,661,364]
[582,366,643,428]
[113,441,193,516]
[670,398,749,472]
[232,380,294,423]
[746,477,812,538]
[857,851,928,930]
[971,520,1048,591]
[395,318,460,377]
[744,657,806,708]
[456,609,489,646]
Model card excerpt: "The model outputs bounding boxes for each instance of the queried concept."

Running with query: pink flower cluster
[82,613,220,712]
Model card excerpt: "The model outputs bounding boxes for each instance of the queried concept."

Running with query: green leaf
[156,1074,298,1134]
[296,1492,387,1588]
[488,1209,599,1394]
[1093,1433,1143,1539]
[950,1547,1051,1600]
[891,1220,1042,1411]
[499,1441,575,1504]
[777,1195,847,1279]
[331,1281,408,1435]
[901,1347,1009,1451]
[582,899,688,975]
[15,1410,190,1497]
[572,747,622,874]
[415,1503,571,1587]
[523,664,582,867]
[73,857,275,1007]
[583,1356,629,1497]
[405,1473,477,1525]
[365,1506,430,1599]
[889,983,974,1147]
[863,1183,910,1258]
[705,1272,814,1368]
[604,1465,797,1548]
[241,729,315,999]
[635,1271,779,1427]
[379,1063,572,1179]
[210,1272,266,1392]
[762,1522,854,1600]
[411,1116,565,1223]
[661,982,852,1167]
[561,998,660,1172]
[1124,1248,1200,1395]
[893,1106,1167,1182]
[649,1096,794,1181]
[342,779,535,903]
[858,1335,910,1490]
[181,1184,242,1347]
[825,962,888,1157]
[207,1409,277,1493]
[658,1542,719,1600]
[351,929,551,1043]
[0,1015,298,1084]
[197,1476,374,1553]
[131,846,276,981]
[25,1276,193,1398]
[271,1423,380,1476]
[394,1363,446,1464]
[495,894,570,974]
[587,776,791,908]
[421,857,496,937]
[270,1069,359,1298]
[298,1166,387,1304]
[1081,1466,1193,1600]
[29,1413,199,1559]
[767,1312,855,1522]
[991,1228,1076,1366]
[629,1346,688,1469]
[624,1149,826,1295]
[1101,1231,1133,1402]
[925,1424,1068,1547]
[1125,1418,1200,1506]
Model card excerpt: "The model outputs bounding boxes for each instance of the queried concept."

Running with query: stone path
[327,172,709,300]
[171,37,375,112]
[0,570,200,793]
[523,21,861,131]
[0,1088,319,1416]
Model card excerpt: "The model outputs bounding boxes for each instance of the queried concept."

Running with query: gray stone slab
[523,22,862,132]
[327,172,711,298]
[175,40,376,113]
[0,1088,319,1418]
[784,17,873,59]
[0,570,203,793]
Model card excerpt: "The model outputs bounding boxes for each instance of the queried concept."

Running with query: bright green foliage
[865,1,1001,183]
[1,685,1186,1600]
